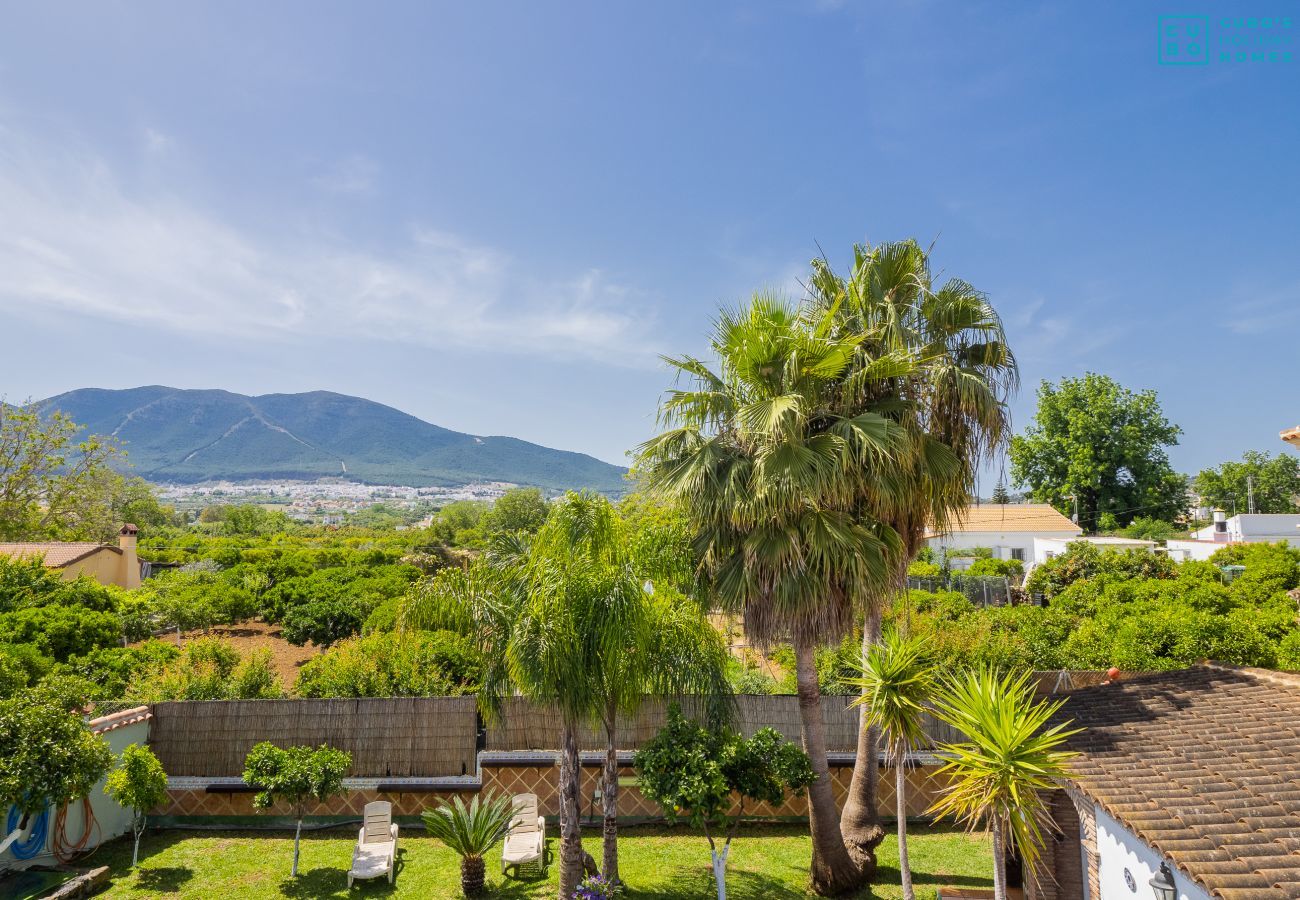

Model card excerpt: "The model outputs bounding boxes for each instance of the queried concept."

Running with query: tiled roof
[88,706,151,735]
[0,542,119,567]
[928,504,1081,537]
[1056,665,1300,900]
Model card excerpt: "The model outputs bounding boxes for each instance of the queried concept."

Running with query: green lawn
[92,824,992,899]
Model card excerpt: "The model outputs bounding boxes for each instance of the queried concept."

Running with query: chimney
[1212,510,1228,543]
[118,524,140,589]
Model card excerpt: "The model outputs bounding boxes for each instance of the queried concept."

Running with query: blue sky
[1,1,1296,486]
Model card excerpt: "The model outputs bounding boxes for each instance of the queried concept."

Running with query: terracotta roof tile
[1056,665,1300,899]
[926,503,1082,536]
[0,541,120,567]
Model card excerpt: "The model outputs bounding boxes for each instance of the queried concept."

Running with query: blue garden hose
[5,804,49,859]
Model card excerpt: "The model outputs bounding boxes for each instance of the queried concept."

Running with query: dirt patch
[136,622,318,691]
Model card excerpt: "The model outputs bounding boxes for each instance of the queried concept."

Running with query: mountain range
[36,386,628,493]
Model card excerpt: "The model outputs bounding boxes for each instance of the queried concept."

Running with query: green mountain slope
[36,387,628,493]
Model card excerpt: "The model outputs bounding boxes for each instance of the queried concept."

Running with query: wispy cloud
[0,126,662,366]
[312,153,378,195]
[1223,282,1300,335]
[1007,295,1123,364]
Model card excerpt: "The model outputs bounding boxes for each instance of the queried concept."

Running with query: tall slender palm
[804,241,1018,866]
[928,668,1079,900]
[849,629,937,900]
[401,493,727,899]
[637,295,903,895]
[523,492,730,889]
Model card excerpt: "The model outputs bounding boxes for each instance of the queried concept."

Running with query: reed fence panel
[149,697,478,777]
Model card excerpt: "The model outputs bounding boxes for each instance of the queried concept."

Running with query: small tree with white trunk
[104,743,169,867]
[242,742,351,877]
[634,706,814,900]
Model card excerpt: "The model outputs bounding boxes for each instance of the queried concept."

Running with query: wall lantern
[1149,862,1177,900]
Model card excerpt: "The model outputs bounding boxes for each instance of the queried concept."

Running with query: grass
[90,823,992,899]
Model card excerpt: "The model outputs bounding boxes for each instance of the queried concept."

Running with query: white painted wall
[1095,805,1211,900]
[2,715,148,870]
[927,530,1079,564]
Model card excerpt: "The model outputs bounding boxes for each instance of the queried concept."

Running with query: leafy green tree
[280,596,365,648]
[849,630,938,900]
[0,691,113,841]
[634,706,815,900]
[104,743,169,866]
[929,669,1079,900]
[482,487,550,536]
[421,793,515,897]
[990,482,1011,504]
[242,742,352,876]
[0,605,122,661]
[1194,450,1300,514]
[1119,516,1180,541]
[1023,540,1176,599]
[1010,374,1187,530]
[965,557,1023,578]
[0,405,123,541]
[804,240,1017,866]
[637,296,903,895]
[293,631,479,698]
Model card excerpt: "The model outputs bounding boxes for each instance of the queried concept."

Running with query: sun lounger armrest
[356,826,365,845]
[538,816,545,843]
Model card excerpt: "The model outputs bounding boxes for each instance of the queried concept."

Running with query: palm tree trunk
[839,603,885,873]
[601,706,620,885]
[896,757,914,900]
[991,818,1007,900]
[793,636,863,895]
[558,722,584,900]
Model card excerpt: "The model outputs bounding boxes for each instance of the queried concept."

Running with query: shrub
[0,605,122,660]
[294,631,481,698]
[966,557,1024,578]
[281,596,365,648]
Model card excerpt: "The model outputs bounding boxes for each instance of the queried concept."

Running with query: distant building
[926,503,1082,566]
[1032,534,1157,565]
[0,524,142,589]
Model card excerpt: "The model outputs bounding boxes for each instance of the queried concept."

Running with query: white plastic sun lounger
[501,793,545,876]
[348,801,398,887]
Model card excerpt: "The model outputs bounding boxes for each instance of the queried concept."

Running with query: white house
[1032,534,1157,566]
[1027,665,1299,900]
[925,503,1081,566]
[1188,512,1300,547]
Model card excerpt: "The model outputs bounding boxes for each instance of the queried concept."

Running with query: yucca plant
[927,668,1079,900]
[849,629,937,900]
[421,792,515,897]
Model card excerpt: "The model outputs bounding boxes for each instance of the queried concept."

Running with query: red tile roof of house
[0,542,121,568]
[1055,665,1300,899]
[926,504,1081,537]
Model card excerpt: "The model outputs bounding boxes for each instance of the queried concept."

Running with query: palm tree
[804,241,1018,866]
[637,295,903,895]
[421,793,516,896]
[515,492,730,894]
[849,629,937,900]
[928,668,1079,900]
[402,493,727,899]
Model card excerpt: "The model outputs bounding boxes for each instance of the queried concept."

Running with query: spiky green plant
[849,629,937,900]
[421,792,515,897]
[927,668,1079,900]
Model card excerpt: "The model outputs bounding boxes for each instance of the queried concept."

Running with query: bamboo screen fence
[149,697,478,777]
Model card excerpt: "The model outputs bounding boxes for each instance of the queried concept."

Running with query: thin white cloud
[312,154,378,195]
[1223,282,1300,335]
[0,127,662,367]
[1008,295,1123,364]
